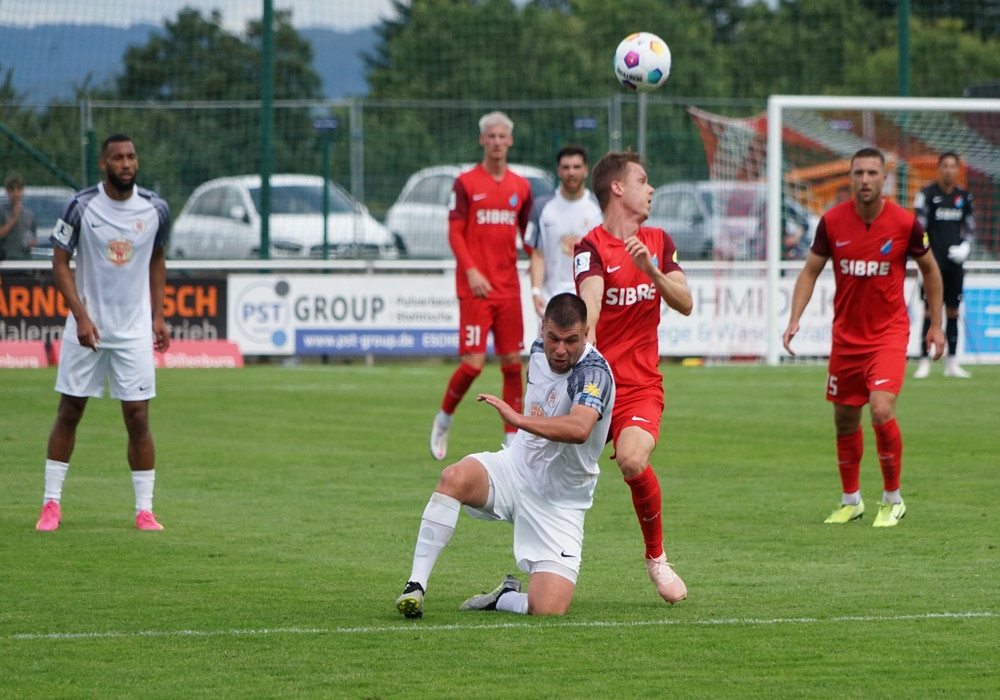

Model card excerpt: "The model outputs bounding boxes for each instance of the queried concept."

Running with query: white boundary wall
[217,262,999,363]
[764,95,1000,366]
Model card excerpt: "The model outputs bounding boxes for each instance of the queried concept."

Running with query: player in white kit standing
[36,134,172,532]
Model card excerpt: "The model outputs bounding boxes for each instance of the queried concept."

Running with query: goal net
[686,96,1000,364]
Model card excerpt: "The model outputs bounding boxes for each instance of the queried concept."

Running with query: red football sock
[624,465,663,559]
[500,362,523,435]
[836,428,863,495]
[873,419,902,492]
[440,362,482,415]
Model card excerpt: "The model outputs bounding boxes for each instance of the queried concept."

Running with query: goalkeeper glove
[947,240,971,264]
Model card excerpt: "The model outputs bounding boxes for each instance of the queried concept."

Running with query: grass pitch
[1,360,997,698]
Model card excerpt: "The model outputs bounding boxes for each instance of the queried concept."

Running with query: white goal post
[764,95,1000,366]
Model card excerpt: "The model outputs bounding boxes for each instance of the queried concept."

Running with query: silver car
[168,174,399,260]
[648,181,816,261]
[385,164,555,258]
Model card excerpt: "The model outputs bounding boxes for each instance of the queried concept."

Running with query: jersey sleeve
[913,186,930,229]
[567,352,614,419]
[518,186,534,242]
[524,193,552,252]
[572,234,604,287]
[907,217,930,258]
[152,194,172,248]
[659,230,683,273]
[810,216,831,257]
[447,176,476,272]
[963,191,976,241]
[50,197,83,252]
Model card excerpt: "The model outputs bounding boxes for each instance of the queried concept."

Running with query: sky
[0,0,398,31]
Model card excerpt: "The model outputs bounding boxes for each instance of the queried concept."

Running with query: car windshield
[249,183,356,215]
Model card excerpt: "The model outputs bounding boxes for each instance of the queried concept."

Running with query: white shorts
[463,450,585,584]
[55,342,156,401]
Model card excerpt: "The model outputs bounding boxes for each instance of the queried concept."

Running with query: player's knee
[870,406,895,426]
[460,355,486,372]
[614,449,648,478]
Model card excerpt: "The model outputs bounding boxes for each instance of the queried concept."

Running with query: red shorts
[609,384,664,446]
[826,350,906,406]
[458,297,524,355]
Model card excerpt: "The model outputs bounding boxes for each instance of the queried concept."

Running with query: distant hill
[0,24,373,103]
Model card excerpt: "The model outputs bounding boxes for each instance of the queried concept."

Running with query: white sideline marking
[9,611,994,641]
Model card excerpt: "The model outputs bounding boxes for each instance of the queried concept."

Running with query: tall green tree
[842,17,1000,96]
[114,8,319,101]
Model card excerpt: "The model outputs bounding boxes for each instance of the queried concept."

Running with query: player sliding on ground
[396,293,615,617]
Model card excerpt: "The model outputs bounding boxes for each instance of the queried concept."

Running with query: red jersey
[449,164,533,300]
[573,224,683,388]
[811,198,929,355]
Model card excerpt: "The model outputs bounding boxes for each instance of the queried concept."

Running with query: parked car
[168,174,399,260]
[647,181,817,261]
[0,185,76,260]
[384,163,555,258]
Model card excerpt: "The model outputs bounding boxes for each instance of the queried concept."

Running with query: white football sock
[882,489,901,505]
[43,459,69,504]
[408,492,460,588]
[435,410,453,428]
[496,591,529,615]
[132,469,156,513]
[842,490,861,506]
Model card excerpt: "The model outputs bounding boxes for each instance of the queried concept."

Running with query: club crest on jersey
[508,194,519,207]
[652,253,659,268]
[107,237,134,266]
[880,240,892,255]
[133,219,145,235]
[954,196,964,207]
[547,390,558,408]
[529,401,545,417]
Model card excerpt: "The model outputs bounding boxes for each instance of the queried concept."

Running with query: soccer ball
[614,32,671,92]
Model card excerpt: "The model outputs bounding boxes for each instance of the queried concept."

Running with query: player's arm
[625,234,692,315]
[645,264,692,316]
[447,179,491,297]
[150,245,170,352]
[478,394,600,444]
[948,193,976,264]
[912,187,929,229]
[782,250,828,355]
[576,275,604,346]
[915,250,945,359]
[528,247,546,316]
[52,246,99,350]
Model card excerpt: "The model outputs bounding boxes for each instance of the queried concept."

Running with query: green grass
[1,361,998,698]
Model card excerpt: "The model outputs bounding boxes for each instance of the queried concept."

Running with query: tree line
[1,0,998,218]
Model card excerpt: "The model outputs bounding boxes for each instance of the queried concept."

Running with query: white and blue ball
[614,32,671,92]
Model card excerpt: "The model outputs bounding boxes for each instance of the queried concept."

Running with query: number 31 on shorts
[464,324,482,348]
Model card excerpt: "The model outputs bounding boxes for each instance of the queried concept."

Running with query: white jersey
[525,189,603,302]
[508,339,615,509]
[51,183,171,348]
